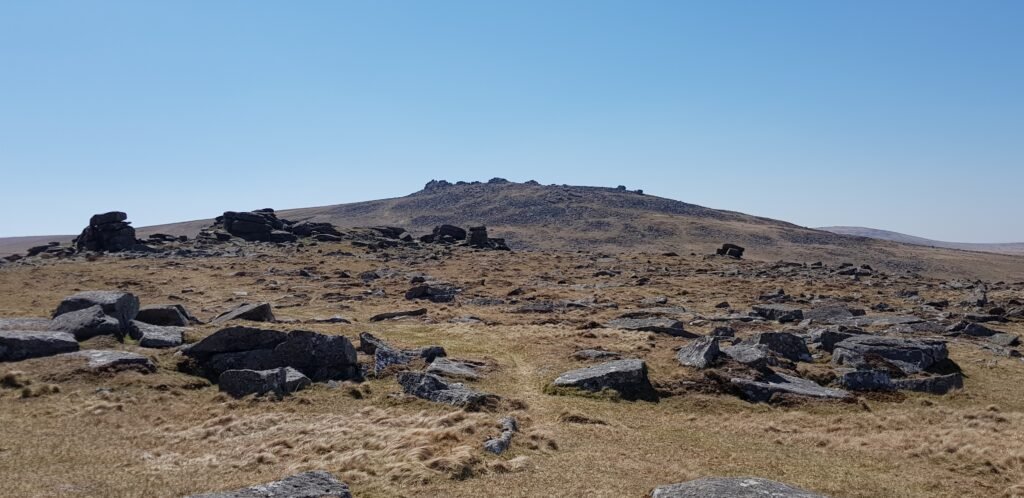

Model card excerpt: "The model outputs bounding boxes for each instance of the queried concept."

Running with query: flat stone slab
[605,318,692,336]
[426,357,484,380]
[840,315,924,327]
[652,477,828,497]
[0,318,54,331]
[53,291,139,330]
[0,330,80,362]
[751,304,804,323]
[135,304,190,326]
[186,470,351,498]
[65,350,156,372]
[51,305,121,340]
[731,372,850,403]
[369,308,427,322]
[553,359,654,399]
[832,336,948,375]
[130,321,185,348]
[211,303,276,324]
[750,332,812,362]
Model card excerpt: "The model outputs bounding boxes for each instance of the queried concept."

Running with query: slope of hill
[3,179,1024,280]
[819,226,1024,255]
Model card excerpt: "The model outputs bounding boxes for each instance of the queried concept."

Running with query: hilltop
[819,226,1024,256]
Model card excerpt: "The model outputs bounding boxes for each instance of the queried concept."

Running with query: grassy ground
[1,243,1022,497]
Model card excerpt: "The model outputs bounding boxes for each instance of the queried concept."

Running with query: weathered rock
[989,333,1021,347]
[572,349,622,361]
[218,367,311,398]
[135,304,191,326]
[130,321,185,348]
[808,326,867,352]
[0,331,80,361]
[721,344,772,369]
[51,305,122,340]
[652,477,827,498]
[369,308,427,322]
[468,226,489,248]
[432,224,467,241]
[484,417,518,454]
[838,369,963,394]
[750,332,812,362]
[397,372,498,410]
[53,291,139,331]
[272,330,358,381]
[426,357,483,380]
[805,305,863,324]
[676,336,720,369]
[0,318,54,331]
[832,336,948,375]
[184,327,289,358]
[404,284,459,303]
[605,318,690,336]
[752,304,804,323]
[204,349,279,376]
[211,303,276,324]
[715,244,745,258]
[76,212,138,252]
[186,470,351,498]
[731,372,850,402]
[66,350,156,372]
[374,347,414,374]
[552,359,654,400]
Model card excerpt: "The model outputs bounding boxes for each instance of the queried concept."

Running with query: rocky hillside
[4,179,1024,280]
[819,226,1024,255]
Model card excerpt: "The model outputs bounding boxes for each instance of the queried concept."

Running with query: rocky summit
[0,181,1022,498]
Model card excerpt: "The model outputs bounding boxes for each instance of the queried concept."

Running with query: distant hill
[818,226,1024,256]
[3,179,1024,280]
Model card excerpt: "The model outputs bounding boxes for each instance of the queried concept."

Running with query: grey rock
[0,318,54,331]
[605,318,691,337]
[552,359,654,399]
[53,290,139,332]
[676,336,720,369]
[832,336,948,375]
[484,417,518,454]
[204,349,279,376]
[652,477,827,498]
[722,344,772,369]
[989,333,1020,347]
[130,321,185,348]
[841,315,924,327]
[805,305,861,324]
[710,326,735,337]
[731,372,849,402]
[135,304,191,326]
[752,304,804,323]
[397,372,498,410]
[211,303,275,324]
[750,332,812,362]
[184,327,288,358]
[51,305,122,340]
[426,357,483,380]
[186,470,351,498]
[272,330,358,381]
[892,373,963,394]
[0,330,80,362]
[218,367,311,398]
[66,350,156,372]
[404,284,459,303]
[373,347,413,374]
[572,349,622,361]
[369,308,427,322]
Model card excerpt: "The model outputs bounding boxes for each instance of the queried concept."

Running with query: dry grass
[0,242,1023,497]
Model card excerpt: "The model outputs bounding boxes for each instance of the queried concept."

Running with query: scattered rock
[484,417,518,454]
[53,290,139,332]
[211,303,275,324]
[0,331,80,362]
[752,304,804,323]
[404,284,459,303]
[605,318,691,337]
[721,344,772,369]
[397,372,498,410]
[218,367,311,398]
[832,336,949,375]
[369,308,427,322]
[135,304,191,326]
[66,350,156,372]
[426,357,483,380]
[552,359,655,400]
[652,477,827,497]
[186,470,351,498]
[749,332,812,362]
[731,372,850,402]
[572,349,622,361]
[676,336,720,369]
[130,321,185,348]
[715,244,745,258]
[51,305,122,340]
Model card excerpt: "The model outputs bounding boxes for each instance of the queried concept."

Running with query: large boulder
[186,470,351,498]
[272,330,358,381]
[53,291,139,332]
[211,303,275,324]
[397,372,498,410]
[676,336,720,369]
[218,367,311,398]
[75,212,138,252]
[652,477,827,497]
[0,331,80,362]
[832,336,949,375]
[715,244,745,258]
[185,326,288,357]
[721,344,772,369]
[51,305,122,340]
[552,359,655,400]
[432,224,467,242]
[184,327,359,382]
[731,372,850,403]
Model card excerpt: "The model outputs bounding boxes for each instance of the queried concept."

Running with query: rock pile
[217,209,297,242]
[75,212,139,252]
[420,224,510,250]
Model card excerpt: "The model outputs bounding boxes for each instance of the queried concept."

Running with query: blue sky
[1,1,1021,241]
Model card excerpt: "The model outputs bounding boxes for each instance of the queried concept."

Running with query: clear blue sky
[2,1,1021,241]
